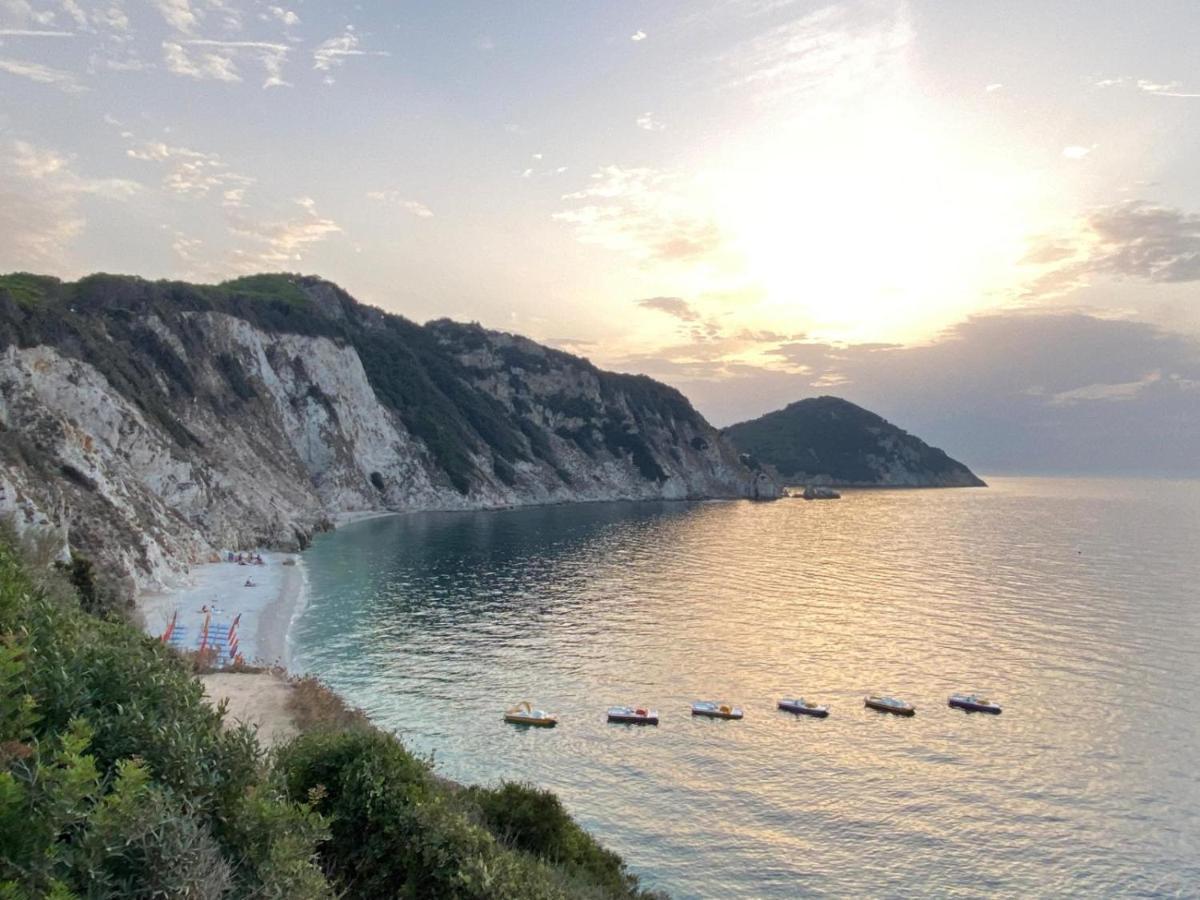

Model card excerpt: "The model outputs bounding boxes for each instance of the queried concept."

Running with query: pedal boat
[864,695,915,716]
[948,693,1002,714]
[504,701,557,727]
[777,698,829,717]
[607,706,659,725]
[691,701,743,720]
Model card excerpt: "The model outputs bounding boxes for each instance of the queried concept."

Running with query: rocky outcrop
[0,273,774,588]
[724,396,985,488]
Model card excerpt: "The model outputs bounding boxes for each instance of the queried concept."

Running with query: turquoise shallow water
[293,478,1200,898]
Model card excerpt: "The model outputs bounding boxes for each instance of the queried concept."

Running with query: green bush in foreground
[0,540,329,898]
[0,535,664,899]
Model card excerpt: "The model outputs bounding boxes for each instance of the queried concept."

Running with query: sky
[2,0,1199,474]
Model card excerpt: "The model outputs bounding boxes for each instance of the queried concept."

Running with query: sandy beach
[137,550,307,669]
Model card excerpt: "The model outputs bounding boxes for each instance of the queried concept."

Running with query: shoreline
[137,549,308,670]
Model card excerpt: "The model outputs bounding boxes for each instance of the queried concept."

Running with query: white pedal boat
[691,700,743,720]
[948,693,1002,714]
[607,706,659,725]
[504,701,557,727]
[865,695,915,716]
[777,698,829,717]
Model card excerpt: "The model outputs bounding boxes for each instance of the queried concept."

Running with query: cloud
[636,111,664,131]
[630,30,646,41]
[723,1,913,104]
[1025,200,1200,293]
[1136,78,1200,98]
[1094,75,1200,99]
[637,296,699,321]
[163,39,238,80]
[125,138,253,198]
[0,139,139,268]
[150,0,198,32]
[0,55,84,91]
[0,28,73,35]
[473,34,494,51]
[1062,144,1093,159]
[265,5,298,27]
[163,38,290,87]
[555,165,726,265]
[0,0,56,27]
[366,190,433,217]
[313,26,387,83]
[984,82,1003,92]
[227,196,342,270]
[652,310,1200,474]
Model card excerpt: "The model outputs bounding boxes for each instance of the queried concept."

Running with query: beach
[137,550,307,669]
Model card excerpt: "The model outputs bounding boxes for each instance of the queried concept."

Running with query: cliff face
[724,396,985,488]
[0,273,774,588]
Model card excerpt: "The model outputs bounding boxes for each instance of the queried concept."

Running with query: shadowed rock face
[723,396,985,488]
[0,272,771,587]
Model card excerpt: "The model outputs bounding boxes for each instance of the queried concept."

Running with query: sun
[709,96,1048,345]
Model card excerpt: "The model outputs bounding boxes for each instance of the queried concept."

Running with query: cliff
[724,396,985,488]
[0,273,776,589]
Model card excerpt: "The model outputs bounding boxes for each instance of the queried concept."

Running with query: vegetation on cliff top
[0,531,663,898]
[723,396,984,486]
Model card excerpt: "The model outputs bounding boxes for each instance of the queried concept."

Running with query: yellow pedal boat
[504,701,557,727]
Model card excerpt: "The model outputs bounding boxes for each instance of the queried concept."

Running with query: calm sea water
[292,478,1200,898]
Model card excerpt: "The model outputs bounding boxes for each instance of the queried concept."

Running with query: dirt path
[200,672,298,748]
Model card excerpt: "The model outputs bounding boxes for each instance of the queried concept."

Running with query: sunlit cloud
[125,138,254,199]
[630,30,646,42]
[555,165,727,265]
[637,296,699,321]
[366,190,433,217]
[227,196,342,270]
[0,139,139,268]
[1062,145,1093,159]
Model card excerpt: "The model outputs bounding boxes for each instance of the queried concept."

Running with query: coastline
[136,549,308,670]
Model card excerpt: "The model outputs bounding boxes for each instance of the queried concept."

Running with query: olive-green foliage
[0,540,330,899]
[469,782,641,898]
[277,729,658,900]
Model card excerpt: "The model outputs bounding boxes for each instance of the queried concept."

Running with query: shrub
[0,539,330,899]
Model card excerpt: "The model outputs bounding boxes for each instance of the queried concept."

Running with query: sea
[291,477,1200,898]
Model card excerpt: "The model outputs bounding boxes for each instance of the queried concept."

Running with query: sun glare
[715,105,1045,345]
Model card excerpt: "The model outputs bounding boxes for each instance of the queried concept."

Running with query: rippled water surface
[293,478,1200,898]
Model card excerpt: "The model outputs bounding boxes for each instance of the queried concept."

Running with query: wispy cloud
[1062,144,1094,159]
[0,139,139,268]
[636,111,665,131]
[556,165,726,265]
[0,28,74,36]
[313,26,387,83]
[149,0,238,35]
[162,38,289,87]
[1093,75,1200,98]
[228,196,342,270]
[630,30,646,42]
[366,190,433,217]
[637,296,699,321]
[722,1,913,104]
[125,138,253,198]
[0,56,85,91]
